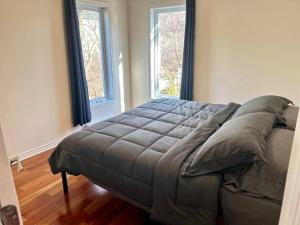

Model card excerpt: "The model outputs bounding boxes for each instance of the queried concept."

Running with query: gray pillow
[233,95,293,118]
[183,112,276,176]
[282,106,299,131]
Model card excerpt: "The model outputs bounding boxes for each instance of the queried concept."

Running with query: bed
[49,96,297,225]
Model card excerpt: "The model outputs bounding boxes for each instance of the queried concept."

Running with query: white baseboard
[17,137,64,161]
[12,126,82,162]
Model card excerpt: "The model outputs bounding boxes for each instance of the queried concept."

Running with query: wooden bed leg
[61,172,68,193]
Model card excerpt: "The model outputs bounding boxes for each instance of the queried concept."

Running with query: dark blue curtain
[180,0,196,101]
[64,0,91,126]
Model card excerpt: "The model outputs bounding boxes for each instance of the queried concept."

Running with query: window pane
[157,9,186,97]
[78,9,105,100]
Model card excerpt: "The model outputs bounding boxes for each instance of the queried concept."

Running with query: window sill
[152,95,179,100]
[88,99,118,126]
[90,99,115,111]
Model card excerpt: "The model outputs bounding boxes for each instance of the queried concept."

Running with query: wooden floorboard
[12,150,147,225]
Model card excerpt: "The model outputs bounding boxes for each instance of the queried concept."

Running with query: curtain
[64,0,92,126]
[180,0,196,101]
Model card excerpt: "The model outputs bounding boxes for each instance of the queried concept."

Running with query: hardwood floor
[12,150,147,225]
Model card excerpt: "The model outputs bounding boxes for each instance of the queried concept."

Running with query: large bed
[49,96,298,225]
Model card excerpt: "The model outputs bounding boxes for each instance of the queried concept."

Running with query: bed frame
[61,172,68,193]
[60,172,161,224]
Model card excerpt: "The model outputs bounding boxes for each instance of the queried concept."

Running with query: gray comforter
[49,98,239,225]
[49,97,291,225]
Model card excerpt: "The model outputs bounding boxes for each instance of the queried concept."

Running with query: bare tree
[78,9,104,100]
[158,11,185,97]
[78,9,185,99]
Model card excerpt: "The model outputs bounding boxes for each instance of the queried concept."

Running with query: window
[150,6,186,98]
[77,4,113,106]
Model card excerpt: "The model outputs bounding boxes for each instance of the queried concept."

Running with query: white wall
[128,0,300,106]
[194,0,300,105]
[0,0,131,157]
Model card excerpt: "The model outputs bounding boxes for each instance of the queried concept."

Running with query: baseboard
[14,126,82,162]
[17,137,64,161]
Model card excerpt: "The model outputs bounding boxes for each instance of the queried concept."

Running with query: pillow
[183,112,276,176]
[223,128,295,201]
[282,106,299,131]
[233,95,293,118]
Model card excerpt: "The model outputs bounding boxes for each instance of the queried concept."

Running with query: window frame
[77,2,114,107]
[150,5,186,99]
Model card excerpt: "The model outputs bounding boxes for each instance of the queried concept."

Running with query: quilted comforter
[49,99,240,225]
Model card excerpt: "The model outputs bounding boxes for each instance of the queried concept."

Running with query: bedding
[220,187,281,225]
[283,105,299,130]
[49,99,239,225]
[151,103,239,225]
[232,95,292,118]
[49,96,295,225]
[183,112,276,176]
[223,128,295,202]
[221,127,295,225]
